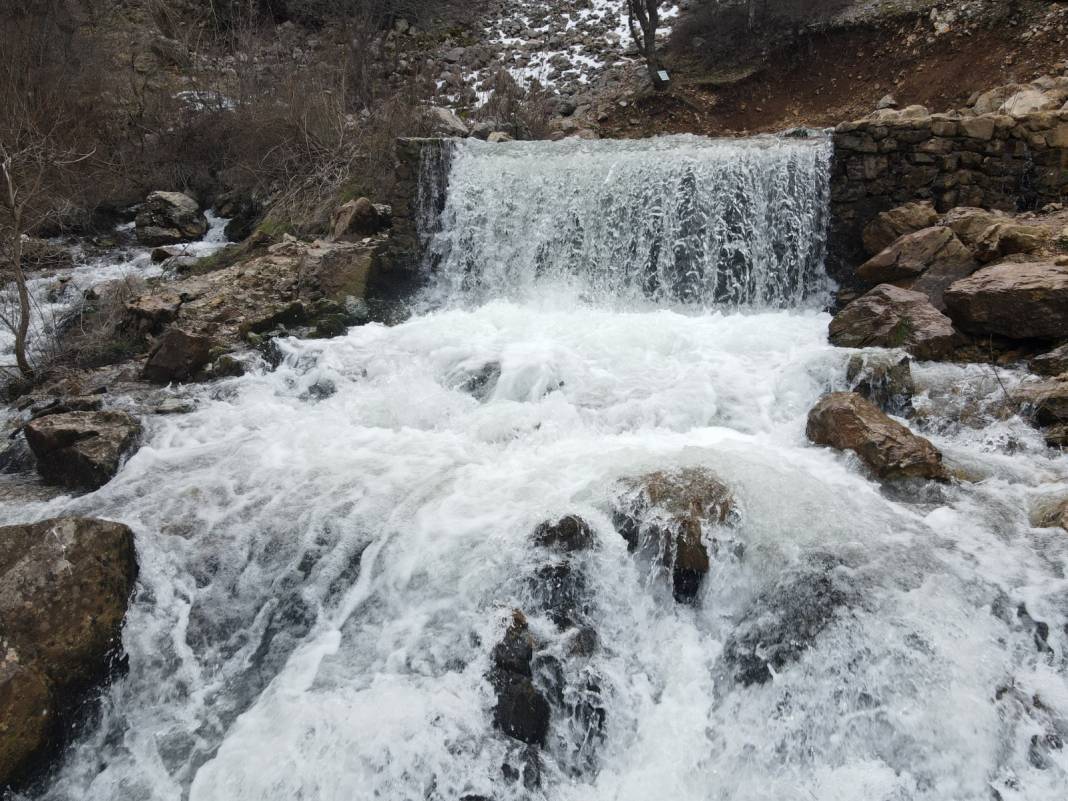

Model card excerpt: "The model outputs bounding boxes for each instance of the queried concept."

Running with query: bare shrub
[49,275,149,372]
[475,71,556,139]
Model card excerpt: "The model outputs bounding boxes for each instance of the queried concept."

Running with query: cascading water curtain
[423,134,834,308]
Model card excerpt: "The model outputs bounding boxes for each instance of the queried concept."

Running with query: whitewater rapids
[3,136,1067,800]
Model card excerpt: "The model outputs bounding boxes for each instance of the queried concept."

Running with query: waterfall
[424,135,833,308]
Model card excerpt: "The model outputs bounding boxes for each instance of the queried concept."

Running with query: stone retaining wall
[382,137,453,278]
[829,108,1068,286]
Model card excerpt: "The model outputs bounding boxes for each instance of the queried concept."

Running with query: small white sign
[657,70,670,82]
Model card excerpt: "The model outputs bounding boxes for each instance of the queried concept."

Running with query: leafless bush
[48,275,149,372]
[475,71,556,140]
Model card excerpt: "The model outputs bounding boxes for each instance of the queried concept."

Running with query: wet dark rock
[142,328,215,384]
[533,515,594,553]
[489,612,550,747]
[23,411,142,491]
[723,554,854,686]
[311,314,349,339]
[1017,380,1068,436]
[1030,343,1068,377]
[493,668,551,746]
[846,353,914,415]
[1017,604,1054,656]
[613,468,736,603]
[304,379,337,401]
[26,395,104,420]
[491,611,535,677]
[531,562,586,629]
[806,392,947,482]
[567,626,599,658]
[457,362,501,400]
[1029,732,1064,770]
[501,744,541,789]
[214,192,261,242]
[0,517,137,788]
[0,437,34,474]
[211,354,246,378]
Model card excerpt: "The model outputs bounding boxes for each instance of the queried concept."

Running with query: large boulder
[426,106,469,137]
[23,411,142,491]
[213,191,261,242]
[0,517,136,788]
[856,227,977,309]
[862,202,939,256]
[330,197,381,240]
[806,392,947,481]
[944,261,1068,340]
[613,468,736,603]
[124,291,182,335]
[828,285,961,360]
[135,191,208,247]
[141,328,215,384]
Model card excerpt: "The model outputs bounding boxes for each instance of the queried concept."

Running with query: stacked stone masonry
[830,109,1068,285]
[386,137,452,276]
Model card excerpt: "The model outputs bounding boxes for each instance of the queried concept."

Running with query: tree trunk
[10,217,34,379]
[643,17,666,90]
[1,153,35,380]
[628,0,667,91]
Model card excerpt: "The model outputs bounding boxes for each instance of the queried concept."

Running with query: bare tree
[0,142,34,378]
[0,126,94,380]
[627,0,667,90]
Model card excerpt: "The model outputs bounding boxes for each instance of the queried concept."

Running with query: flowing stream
[4,135,1068,801]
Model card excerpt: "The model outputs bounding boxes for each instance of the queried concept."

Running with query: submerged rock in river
[0,517,137,788]
[613,468,736,603]
[846,352,914,416]
[806,392,947,481]
[23,411,142,491]
[489,611,550,747]
[533,515,595,553]
[723,553,855,686]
